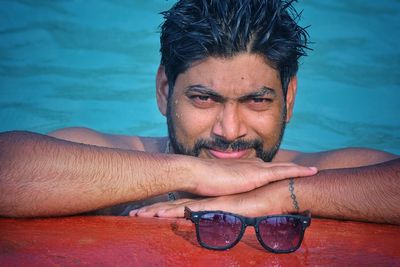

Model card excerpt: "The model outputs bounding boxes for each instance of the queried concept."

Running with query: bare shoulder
[48,127,168,152]
[275,147,398,169]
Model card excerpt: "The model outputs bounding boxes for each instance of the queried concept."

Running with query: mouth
[208,148,250,159]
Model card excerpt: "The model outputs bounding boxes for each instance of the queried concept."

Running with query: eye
[193,95,210,101]
[251,98,271,103]
[188,95,216,108]
[246,97,273,111]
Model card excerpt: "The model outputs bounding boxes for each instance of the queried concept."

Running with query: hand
[130,180,289,218]
[185,158,317,196]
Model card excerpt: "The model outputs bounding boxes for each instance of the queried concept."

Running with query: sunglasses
[184,207,311,253]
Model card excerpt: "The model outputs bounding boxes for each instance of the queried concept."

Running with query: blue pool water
[1,0,399,154]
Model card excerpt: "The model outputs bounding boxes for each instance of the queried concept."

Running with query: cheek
[171,99,217,144]
[245,107,285,143]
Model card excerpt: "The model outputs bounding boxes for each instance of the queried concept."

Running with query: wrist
[256,179,293,215]
[289,177,300,213]
[165,154,198,193]
[181,156,226,195]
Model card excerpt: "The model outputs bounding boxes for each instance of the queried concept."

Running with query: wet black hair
[160,0,310,96]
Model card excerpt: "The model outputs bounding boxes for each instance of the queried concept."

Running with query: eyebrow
[238,87,277,101]
[185,85,222,99]
[185,84,277,102]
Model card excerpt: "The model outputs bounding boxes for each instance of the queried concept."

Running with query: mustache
[193,137,264,152]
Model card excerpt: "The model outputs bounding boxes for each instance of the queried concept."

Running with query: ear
[285,76,297,123]
[156,65,169,116]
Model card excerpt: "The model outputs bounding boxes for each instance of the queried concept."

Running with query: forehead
[174,53,282,97]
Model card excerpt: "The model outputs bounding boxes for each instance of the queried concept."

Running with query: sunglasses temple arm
[302,210,312,228]
[184,206,192,221]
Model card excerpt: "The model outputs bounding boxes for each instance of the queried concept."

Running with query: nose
[212,102,247,141]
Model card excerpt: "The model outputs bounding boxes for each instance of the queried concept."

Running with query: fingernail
[309,167,318,172]
[158,210,166,216]
[136,208,145,214]
[129,209,138,216]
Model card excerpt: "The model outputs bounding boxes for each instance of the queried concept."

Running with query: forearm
[289,158,400,224]
[0,131,190,217]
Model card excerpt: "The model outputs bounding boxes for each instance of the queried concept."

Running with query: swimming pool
[1,0,399,154]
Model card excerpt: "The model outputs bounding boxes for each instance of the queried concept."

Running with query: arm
[0,131,316,218]
[292,155,400,224]
[282,148,400,223]
[132,149,400,224]
[0,131,189,217]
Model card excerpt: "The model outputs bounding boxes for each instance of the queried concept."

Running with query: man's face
[159,53,296,162]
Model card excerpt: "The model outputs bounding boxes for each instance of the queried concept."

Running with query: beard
[166,101,287,162]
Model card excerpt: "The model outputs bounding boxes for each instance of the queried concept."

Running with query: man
[0,0,399,224]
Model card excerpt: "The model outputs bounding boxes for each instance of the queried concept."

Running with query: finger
[156,198,215,218]
[129,209,138,216]
[261,165,318,184]
[135,209,158,217]
[156,205,186,218]
[137,206,170,217]
[156,196,255,218]
[262,162,317,171]
[263,162,300,167]
[156,200,208,218]
[247,161,307,168]
[129,203,172,217]
[134,199,195,217]
[157,197,218,217]
[128,198,194,216]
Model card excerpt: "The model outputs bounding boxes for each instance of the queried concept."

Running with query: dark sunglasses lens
[258,217,303,251]
[198,213,242,248]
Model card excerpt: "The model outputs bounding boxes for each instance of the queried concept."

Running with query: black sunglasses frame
[184,207,311,253]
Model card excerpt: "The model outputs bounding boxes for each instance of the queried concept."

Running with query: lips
[208,149,250,159]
